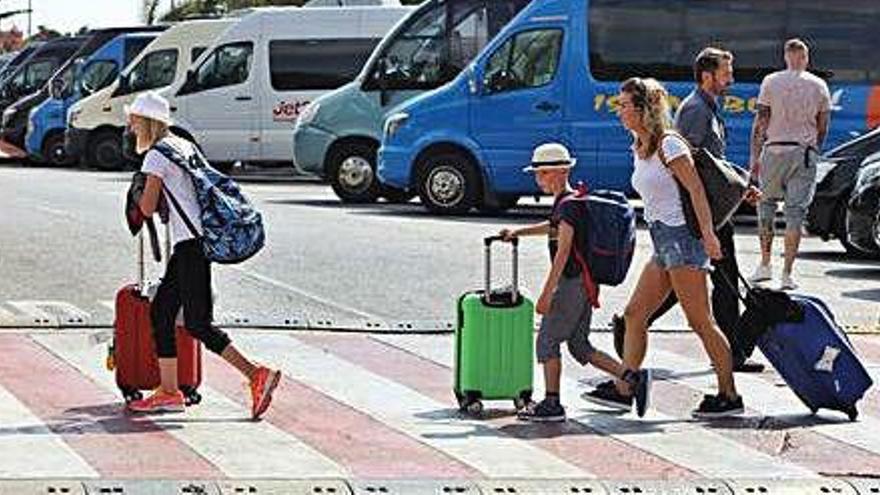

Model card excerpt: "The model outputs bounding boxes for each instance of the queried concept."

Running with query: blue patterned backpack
[153,137,265,264]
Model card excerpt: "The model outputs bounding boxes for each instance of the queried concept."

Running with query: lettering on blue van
[273,100,311,122]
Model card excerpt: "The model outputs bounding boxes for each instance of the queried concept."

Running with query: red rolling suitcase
[109,228,202,405]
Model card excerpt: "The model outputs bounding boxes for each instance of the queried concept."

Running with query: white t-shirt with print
[141,136,204,247]
[631,135,690,226]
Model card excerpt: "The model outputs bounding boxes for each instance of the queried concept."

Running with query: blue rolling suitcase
[757,294,873,421]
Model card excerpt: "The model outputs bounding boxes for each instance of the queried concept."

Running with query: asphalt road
[1,164,878,332]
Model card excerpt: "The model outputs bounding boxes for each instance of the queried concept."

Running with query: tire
[42,133,71,167]
[90,130,125,171]
[416,150,481,215]
[327,142,380,203]
[835,203,872,257]
[380,183,416,204]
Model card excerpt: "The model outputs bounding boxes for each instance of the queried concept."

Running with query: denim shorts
[648,221,711,272]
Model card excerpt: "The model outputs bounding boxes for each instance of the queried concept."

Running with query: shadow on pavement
[842,288,880,303]
[0,403,182,436]
[799,250,880,265]
[825,267,880,280]
[699,412,851,432]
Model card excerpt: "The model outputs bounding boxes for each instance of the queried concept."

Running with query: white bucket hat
[125,91,173,126]
[523,142,576,172]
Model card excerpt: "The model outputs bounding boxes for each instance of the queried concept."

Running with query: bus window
[589,0,880,84]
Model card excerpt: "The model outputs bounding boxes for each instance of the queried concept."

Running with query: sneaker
[624,369,652,418]
[611,314,625,359]
[582,380,633,411]
[780,272,798,291]
[749,264,772,283]
[517,398,566,423]
[250,367,282,420]
[692,394,745,419]
[127,389,185,414]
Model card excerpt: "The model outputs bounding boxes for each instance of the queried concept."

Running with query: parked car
[806,127,880,253]
[846,152,880,255]
[292,0,531,203]
[66,19,234,170]
[25,32,160,165]
[377,0,876,214]
[161,5,412,168]
[0,43,42,83]
[0,37,88,116]
[0,26,166,155]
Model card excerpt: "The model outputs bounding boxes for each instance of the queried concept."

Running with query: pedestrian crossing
[0,329,876,480]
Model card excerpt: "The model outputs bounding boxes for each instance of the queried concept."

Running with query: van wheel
[91,130,124,171]
[416,150,480,215]
[328,142,380,203]
[43,133,71,167]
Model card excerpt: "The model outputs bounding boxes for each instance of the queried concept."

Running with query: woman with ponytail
[584,77,744,418]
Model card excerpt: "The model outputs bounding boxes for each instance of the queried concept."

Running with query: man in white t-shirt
[749,38,832,290]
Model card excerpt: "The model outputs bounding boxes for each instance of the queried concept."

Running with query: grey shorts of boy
[536,275,594,365]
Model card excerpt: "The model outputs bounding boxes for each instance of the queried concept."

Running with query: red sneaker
[127,389,185,414]
[250,367,281,420]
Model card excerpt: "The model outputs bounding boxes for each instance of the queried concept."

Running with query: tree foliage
[161,0,422,21]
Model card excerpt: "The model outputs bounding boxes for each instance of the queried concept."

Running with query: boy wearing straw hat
[498,143,646,422]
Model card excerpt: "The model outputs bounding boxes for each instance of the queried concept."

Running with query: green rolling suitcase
[454,235,534,416]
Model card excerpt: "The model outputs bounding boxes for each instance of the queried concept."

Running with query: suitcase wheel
[121,388,142,404]
[514,390,533,411]
[180,386,202,407]
[465,400,484,416]
[846,406,858,422]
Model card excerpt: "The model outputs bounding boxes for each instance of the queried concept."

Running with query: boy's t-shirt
[549,191,589,279]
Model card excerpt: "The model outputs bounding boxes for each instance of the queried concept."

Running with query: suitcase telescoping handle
[483,235,519,304]
[136,223,172,290]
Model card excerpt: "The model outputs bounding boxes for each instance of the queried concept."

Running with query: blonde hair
[620,77,673,158]
[133,114,170,150]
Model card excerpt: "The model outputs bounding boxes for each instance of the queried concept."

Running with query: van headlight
[384,112,409,139]
[297,102,320,126]
[814,159,839,185]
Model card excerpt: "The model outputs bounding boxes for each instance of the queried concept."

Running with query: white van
[159,6,412,166]
[66,19,234,170]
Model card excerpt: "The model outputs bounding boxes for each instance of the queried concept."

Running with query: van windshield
[369,0,501,91]
[127,49,178,93]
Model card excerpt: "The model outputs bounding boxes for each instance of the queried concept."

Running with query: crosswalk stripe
[649,336,880,459]
[33,333,346,479]
[0,335,221,478]
[234,333,589,479]
[202,352,480,479]
[301,333,699,480]
[6,300,91,325]
[0,339,99,479]
[371,334,817,479]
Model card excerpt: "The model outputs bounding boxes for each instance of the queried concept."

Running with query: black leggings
[151,239,232,358]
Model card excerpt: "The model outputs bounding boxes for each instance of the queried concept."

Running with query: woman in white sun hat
[128,91,280,419]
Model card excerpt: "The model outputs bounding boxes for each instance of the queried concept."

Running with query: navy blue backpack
[555,185,636,303]
[153,137,265,264]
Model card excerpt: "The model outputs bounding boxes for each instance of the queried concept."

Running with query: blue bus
[378,0,880,214]
[26,32,158,165]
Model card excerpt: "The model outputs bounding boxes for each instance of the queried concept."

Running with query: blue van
[293,0,530,203]
[378,0,878,214]
[26,32,158,165]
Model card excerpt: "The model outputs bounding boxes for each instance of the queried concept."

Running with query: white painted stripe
[33,333,345,478]
[0,306,17,324]
[234,333,589,479]
[228,267,380,320]
[7,301,53,321]
[98,300,117,313]
[35,205,78,221]
[372,334,817,479]
[0,383,98,478]
[643,343,880,458]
